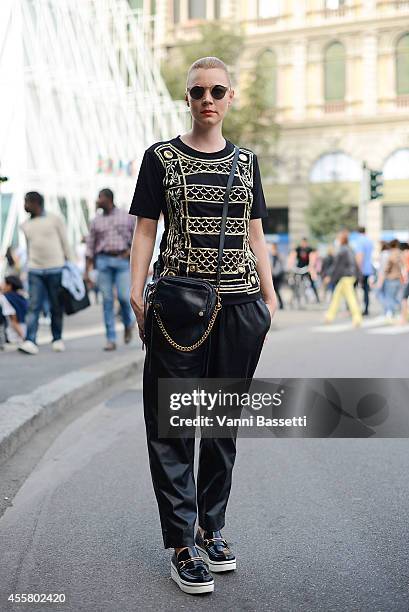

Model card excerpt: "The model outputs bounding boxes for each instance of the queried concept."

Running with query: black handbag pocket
[149,276,218,348]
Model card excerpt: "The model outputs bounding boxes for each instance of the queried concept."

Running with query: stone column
[362,32,378,116]
[293,38,307,120]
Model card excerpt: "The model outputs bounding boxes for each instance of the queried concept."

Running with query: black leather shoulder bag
[143,145,240,352]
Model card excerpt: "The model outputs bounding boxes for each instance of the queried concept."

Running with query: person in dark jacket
[320,245,335,300]
[324,230,362,327]
[269,242,285,309]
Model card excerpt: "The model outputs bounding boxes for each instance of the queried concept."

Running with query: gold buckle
[178,556,202,569]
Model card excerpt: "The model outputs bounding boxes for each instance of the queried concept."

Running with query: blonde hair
[186,56,232,89]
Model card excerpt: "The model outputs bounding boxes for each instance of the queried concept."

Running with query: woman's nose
[202,89,213,103]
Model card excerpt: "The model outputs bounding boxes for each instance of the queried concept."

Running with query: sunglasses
[187,85,229,100]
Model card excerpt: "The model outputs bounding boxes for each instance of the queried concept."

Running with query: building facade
[146,0,409,248]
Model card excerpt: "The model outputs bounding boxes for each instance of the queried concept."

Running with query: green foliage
[161,21,279,175]
[305,183,356,242]
[162,22,243,100]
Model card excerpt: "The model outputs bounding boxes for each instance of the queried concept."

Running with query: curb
[0,351,145,466]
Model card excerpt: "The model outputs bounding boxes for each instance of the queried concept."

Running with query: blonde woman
[129,57,277,595]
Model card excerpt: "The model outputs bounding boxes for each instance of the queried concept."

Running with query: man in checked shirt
[85,188,136,351]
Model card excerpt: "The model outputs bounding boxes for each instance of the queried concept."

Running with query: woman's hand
[130,290,145,342]
[264,299,276,322]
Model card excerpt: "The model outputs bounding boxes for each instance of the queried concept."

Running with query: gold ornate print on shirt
[153,143,261,296]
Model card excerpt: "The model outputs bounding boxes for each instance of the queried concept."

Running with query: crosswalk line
[367,325,409,335]
[312,318,409,334]
[311,323,355,333]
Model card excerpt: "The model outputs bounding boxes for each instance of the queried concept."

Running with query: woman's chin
[196,114,221,125]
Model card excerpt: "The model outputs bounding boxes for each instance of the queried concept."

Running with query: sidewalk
[0,303,145,465]
[0,303,143,404]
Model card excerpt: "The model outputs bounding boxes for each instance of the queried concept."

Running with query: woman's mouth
[201,110,216,115]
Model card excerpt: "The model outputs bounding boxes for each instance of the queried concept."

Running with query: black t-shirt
[129,135,268,305]
[295,246,313,268]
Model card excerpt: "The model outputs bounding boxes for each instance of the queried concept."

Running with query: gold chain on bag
[152,290,222,352]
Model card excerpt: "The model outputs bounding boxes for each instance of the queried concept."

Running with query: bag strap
[215,146,240,289]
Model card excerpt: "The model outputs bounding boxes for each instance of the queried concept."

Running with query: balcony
[396,94,409,108]
[324,100,346,113]
[376,0,409,10]
[306,2,362,23]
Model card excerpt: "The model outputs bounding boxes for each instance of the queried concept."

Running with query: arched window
[324,41,346,101]
[310,152,361,183]
[396,33,409,96]
[256,49,277,107]
[383,149,409,180]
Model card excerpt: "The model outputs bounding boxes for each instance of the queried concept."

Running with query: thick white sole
[170,562,214,594]
[196,545,236,572]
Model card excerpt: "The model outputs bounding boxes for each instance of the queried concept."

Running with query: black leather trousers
[142,297,271,548]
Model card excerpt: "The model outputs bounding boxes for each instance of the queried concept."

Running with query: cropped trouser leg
[142,298,271,549]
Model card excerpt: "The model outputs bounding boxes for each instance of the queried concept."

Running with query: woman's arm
[249,219,277,319]
[129,216,158,341]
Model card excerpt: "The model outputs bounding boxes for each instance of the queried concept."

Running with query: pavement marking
[2,323,124,352]
[311,323,358,333]
[367,325,409,335]
[312,316,408,335]
[37,322,123,344]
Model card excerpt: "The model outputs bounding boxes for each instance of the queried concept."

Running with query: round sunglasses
[187,84,229,100]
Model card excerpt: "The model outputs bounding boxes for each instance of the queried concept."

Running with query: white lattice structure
[0,0,187,275]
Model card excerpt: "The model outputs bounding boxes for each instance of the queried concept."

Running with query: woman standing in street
[324,229,362,327]
[269,241,285,309]
[129,56,276,595]
[377,239,405,320]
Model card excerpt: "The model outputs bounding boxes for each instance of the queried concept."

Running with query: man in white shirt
[18,191,72,355]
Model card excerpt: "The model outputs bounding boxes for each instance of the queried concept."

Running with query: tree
[161,22,279,176]
[162,23,243,101]
[305,183,356,242]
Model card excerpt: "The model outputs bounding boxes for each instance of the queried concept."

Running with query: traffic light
[369,170,383,200]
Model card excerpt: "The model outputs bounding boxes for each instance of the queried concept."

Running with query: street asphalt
[1,293,408,405]
[0,303,142,403]
[0,376,408,612]
[1,295,408,611]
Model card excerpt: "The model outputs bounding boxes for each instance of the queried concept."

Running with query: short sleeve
[250,154,268,219]
[0,295,15,317]
[129,149,165,220]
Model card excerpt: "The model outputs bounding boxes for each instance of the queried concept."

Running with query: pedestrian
[269,242,285,309]
[324,229,362,327]
[85,188,136,351]
[320,245,335,300]
[355,226,374,316]
[399,244,409,325]
[377,239,404,319]
[18,192,72,355]
[0,275,28,345]
[288,238,320,303]
[129,56,276,595]
[375,241,390,310]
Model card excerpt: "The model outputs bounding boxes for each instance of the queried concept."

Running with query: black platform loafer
[170,546,214,595]
[195,529,236,572]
